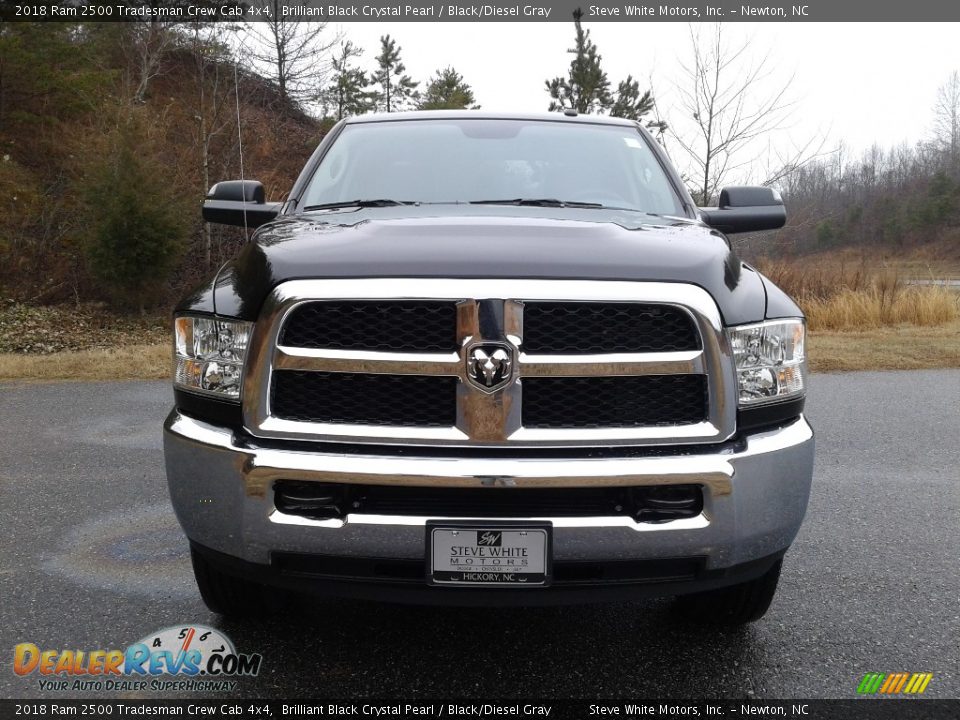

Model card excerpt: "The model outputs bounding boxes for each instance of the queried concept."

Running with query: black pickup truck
[164,111,813,624]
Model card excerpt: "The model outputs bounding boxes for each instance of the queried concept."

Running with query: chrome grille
[244,279,735,448]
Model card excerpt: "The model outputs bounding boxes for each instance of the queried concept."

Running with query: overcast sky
[331,21,960,182]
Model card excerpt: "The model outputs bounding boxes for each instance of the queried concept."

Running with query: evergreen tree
[546,8,663,131]
[322,41,376,120]
[611,75,667,135]
[611,76,652,121]
[545,8,611,114]
[372,35,419,112]
[84,117,188,311]
[418,67,478,110]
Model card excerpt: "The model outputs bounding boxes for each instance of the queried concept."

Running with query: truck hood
[206,206,770,325]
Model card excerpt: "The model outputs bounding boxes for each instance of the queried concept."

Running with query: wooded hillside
[1,20,958,315]
[0,22,320,308]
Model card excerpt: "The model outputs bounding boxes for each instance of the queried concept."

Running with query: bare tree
[124,1,240,103]
[671,24,796,204]
[758,130,832,189]
[242,3,337,106]
[186,22,241,268]
[932,70,960,174]
[125,19,176,103]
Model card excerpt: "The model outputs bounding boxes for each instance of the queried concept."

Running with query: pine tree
[610,76,653,121]
[372,35,419,112]
[418,67,478,110]
[545,8,611,114]
[322,41,376,120]
[84,117,188,311]
[546,8,663,132]
[611,75,667,134]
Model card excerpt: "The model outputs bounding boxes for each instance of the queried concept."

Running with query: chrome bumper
[163,411,814,571]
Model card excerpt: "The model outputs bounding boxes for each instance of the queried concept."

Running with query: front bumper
[164,411,814,601]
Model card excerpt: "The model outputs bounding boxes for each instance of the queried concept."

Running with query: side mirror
[699,186,786,234]
[202,180,281,228]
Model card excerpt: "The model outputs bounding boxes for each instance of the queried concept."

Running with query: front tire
[191,547,279,617]
[674,559,783,625]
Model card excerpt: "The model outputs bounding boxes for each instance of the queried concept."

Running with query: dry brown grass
[756,258,960,331]
[755,253,960,369]
[0,343,169,382]
[803,284,958,330]
[808,320,960,372]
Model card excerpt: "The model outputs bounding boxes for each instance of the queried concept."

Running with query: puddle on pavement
[43,503,194,598]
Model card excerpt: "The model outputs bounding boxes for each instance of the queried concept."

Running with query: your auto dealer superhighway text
[282,705,552,716]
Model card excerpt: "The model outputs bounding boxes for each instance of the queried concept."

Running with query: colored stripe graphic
[856,673,885,694]
[879,674,897,693]
[858,672,932,695]
[891,673,909,694]
[905,673,933,694]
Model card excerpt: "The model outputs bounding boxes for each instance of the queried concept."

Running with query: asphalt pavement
[0,371,958,699]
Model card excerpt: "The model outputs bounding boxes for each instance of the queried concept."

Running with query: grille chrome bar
[274,347,704,378]
[519,350,704,377]
[274,347,462,375]
[243,279,735,448]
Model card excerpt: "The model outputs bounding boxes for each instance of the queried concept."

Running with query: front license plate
[427,522,552,587]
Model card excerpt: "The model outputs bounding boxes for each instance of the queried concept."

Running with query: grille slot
[274,481,703,521]
[280,301,458,352]
[522,375,708,429]
[272,371,458,427]
[354,486,632,517]
[522,302,700,354]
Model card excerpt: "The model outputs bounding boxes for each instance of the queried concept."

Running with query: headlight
[174,315,253,400]
[727,318,806,406]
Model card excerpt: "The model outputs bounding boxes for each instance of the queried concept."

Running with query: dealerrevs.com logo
[13,625,262,693]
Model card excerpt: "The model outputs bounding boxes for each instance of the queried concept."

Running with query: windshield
[301,119,688,217]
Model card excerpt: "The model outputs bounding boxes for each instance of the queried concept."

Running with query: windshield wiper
[469,198,606,209]
[303,199,415,211]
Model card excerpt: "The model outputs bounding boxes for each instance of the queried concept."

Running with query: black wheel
[674,560,783,625]
[191,547,280,617]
